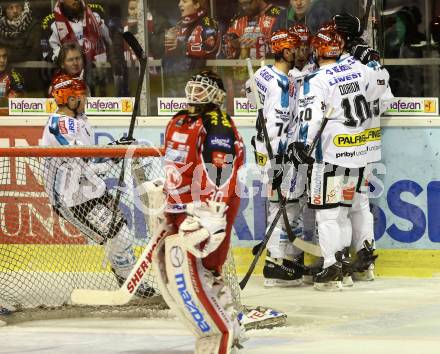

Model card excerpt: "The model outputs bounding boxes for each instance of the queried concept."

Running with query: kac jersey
[163,109,244,212]
[246,65,298,170]
[298,56,390,168]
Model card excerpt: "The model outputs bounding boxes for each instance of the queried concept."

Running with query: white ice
[1,277,440,354]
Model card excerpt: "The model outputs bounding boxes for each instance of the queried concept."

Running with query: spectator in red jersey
[0,45,24,107]
[223,0,283,60]
[163,0,220,96]
[48,42,86,97]
[41,0,111,96]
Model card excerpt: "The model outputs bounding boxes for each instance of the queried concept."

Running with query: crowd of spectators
[0,0,437,107]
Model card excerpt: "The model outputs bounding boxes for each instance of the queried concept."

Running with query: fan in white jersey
[291,26,390,291]
[40,74,155,298]
[245,29,307,287]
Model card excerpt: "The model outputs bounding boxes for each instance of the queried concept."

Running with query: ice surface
[1,277,440,354]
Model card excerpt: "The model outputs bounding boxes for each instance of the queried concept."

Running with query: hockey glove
[334,13,362,38]
[110,136,137,145]
[285,142,315,168]
[347,37,380,65]
[179,201,227,258]
[108,136,137,163]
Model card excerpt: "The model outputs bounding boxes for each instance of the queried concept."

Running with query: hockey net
[0,145,248,325]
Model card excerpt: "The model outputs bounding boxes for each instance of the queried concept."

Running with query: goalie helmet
[270,29,300,54]
[311,27,344,59]
[185,70,226,106]
[51,74,87,106]
[288,24,311,45]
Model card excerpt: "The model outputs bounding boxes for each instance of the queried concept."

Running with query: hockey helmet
[311,27,344,59]
[185,70,226,106]
[51,74,87,106]
[288,24,311,45]
[270,29,301,54]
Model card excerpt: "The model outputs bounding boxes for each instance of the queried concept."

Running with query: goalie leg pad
[158,235,238,354]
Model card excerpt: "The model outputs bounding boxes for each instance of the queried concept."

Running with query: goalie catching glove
[179,201,228,258]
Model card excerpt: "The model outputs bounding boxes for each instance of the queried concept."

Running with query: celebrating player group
[38,10,392,354]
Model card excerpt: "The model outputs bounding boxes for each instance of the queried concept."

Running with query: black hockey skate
[313,262,343,291]
[338,248,354,287]
[352,241,378,281]
[302,257,324,285]
[263,255,303,287]
[111,268,156,298]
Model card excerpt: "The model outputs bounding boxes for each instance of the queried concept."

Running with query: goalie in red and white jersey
[40,74,155,298]
[152,70,245,354]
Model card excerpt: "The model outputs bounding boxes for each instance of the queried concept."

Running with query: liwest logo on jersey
[175,273,211,333]
[333,128,381,147]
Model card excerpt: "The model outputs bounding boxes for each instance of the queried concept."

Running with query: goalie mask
[185,70,226,108]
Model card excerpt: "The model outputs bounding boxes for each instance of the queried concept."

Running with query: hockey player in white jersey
[41,74,155,297]
[246,29,307,287]
[292,26,390,290]
[288,24,317,85]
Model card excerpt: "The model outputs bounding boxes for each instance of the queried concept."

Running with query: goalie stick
[71,229,168,306]
[239,59,326,289]
[108,32,148,241]
[71,33,154,306]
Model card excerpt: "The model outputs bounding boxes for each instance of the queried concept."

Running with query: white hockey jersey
[42,114,94,146]
[297,55,390,168]
[246,65,298,170]
[41,114,109,208]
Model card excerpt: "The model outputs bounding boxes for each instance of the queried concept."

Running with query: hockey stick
[71,230,167,305]
[361,0,374,34]
[239,59,323,289]
[70,33,153,306]
[240,108,332,289]
[108,32,148,235]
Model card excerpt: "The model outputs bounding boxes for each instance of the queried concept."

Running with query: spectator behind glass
[223,0,282,59]
[382,4,426,96]
[48,42,86,97]
[41,0,112,96]
[163,0,220,96]
[273,0,332,34]
[432,16,440,50]
[123,0,168,65]
[0,1,41,63]
[0,45,24,108]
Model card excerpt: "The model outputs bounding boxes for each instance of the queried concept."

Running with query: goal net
[0,145,245,323]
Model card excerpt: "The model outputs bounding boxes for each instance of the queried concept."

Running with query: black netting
[0,148,241,316]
